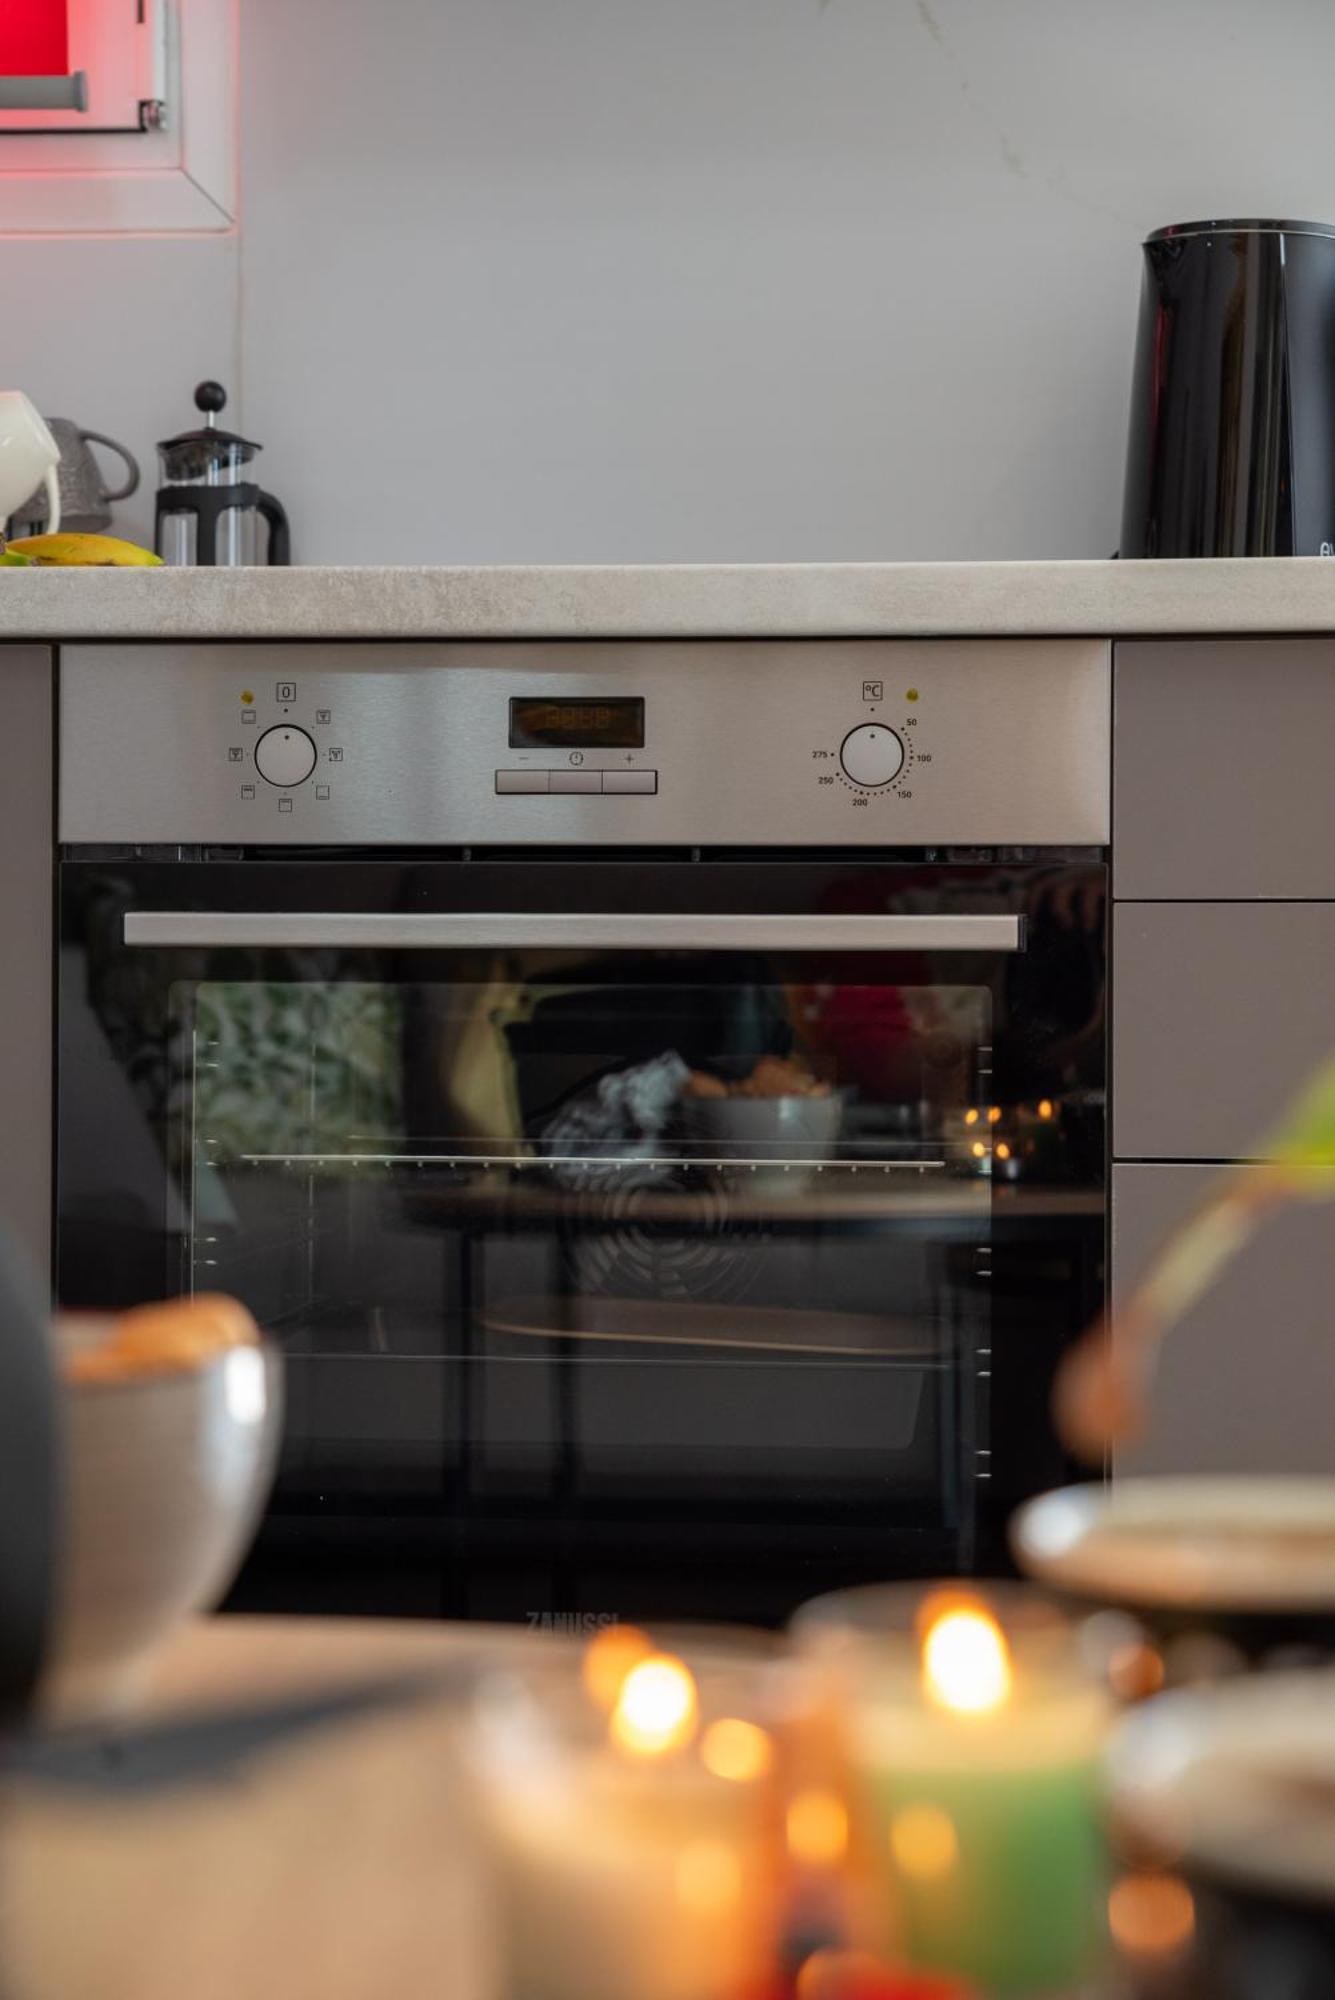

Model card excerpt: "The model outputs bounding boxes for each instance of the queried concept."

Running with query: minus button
[496,769,550,794]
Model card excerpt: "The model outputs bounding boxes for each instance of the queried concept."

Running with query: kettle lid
[1146,216,1335,244]
[157,382,262,478]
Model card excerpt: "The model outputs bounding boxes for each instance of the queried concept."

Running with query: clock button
[839,723,905,788]
[254,725,318,789]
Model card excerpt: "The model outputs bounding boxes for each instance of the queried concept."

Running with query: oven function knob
[839,723,905,788]
[254,724,318,789]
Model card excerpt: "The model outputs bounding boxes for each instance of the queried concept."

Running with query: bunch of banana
[3,532,162,567]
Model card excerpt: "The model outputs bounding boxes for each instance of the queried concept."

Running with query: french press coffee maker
[155,382,291,566]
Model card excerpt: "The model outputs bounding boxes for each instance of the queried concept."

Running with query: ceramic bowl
[42,1320,283,1724]
[678,1092,844,1188]
[1109,1673,1335,1993]
[1012,1477,1335,1667]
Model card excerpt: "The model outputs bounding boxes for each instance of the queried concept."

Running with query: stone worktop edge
[4,558,1335,641]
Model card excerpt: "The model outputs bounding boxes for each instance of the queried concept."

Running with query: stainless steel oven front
[57,639,1109,1623]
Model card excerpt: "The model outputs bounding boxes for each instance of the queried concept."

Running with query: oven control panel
[59,639,1109,846]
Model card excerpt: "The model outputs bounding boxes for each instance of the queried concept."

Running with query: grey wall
[5,0,1335,562]
[0,234,237,554]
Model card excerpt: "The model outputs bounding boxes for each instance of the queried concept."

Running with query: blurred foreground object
[1108,1672,1335,1995]
[1013,1477,1335,1675]
[42,1297,281,1723]
[794,1583,1109,1997]
[2,1676,497,2000]
[466,1626,796,2000]
[1056,1055,1335,1459]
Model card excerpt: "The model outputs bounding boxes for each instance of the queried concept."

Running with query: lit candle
[796,1585,1109,1998]
[469,1633,785,2000]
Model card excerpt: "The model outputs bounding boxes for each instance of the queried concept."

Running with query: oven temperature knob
[839,723,905,788]
[254,725,318,789]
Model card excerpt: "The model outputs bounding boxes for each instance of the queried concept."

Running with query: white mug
[0,391,60,535]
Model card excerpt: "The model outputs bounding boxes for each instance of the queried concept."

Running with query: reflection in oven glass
[163,971,997,1609]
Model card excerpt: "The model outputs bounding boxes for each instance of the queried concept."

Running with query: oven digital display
[509,697,645,749]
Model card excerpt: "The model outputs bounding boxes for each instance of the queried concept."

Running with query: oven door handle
[122,912,1025,952]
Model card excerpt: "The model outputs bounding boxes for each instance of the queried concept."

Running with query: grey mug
[9,418,140,536]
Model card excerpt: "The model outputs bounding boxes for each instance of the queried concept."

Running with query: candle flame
[609,1652,698,1757]
[921,1604,1013,1714]
[700,1716,773,1783]
[582,1624,654,1710]
[1038,1098,1054,1120]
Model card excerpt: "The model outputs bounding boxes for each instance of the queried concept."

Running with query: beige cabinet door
[1113,1163,1335,1476]
[1112,902,1335,1161]
[1115,638,1335,900]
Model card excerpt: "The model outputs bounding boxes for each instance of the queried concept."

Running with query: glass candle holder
[793,1583,1112,2000]
[465,1624,804,2000]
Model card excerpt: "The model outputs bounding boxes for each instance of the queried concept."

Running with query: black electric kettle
[1121,218,1335,557]
[155,382,291,567]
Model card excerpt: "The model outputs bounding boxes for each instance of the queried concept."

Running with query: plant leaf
[1264,1055,1335,1176]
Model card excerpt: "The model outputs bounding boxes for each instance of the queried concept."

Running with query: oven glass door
[57,855,1105,1622]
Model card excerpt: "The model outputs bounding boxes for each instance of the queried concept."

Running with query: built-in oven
[56,639,1109,1624]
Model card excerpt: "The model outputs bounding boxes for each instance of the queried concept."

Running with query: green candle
[857,1709,1106,1994]
[797,1587,1110,2000]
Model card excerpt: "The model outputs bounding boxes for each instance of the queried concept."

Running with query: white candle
[471,1642,781,2000]
[484,1757,768,2000]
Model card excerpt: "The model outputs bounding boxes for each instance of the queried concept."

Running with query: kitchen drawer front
[1113,901,1335,1160]
[1113,1163,1335,1476]
[1114,638,1335,900]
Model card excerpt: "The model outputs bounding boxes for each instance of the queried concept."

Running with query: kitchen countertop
[134,1611,553,1713]
[4,557,1335,641]
[1,1617,539,2000]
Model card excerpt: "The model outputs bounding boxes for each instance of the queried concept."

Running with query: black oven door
[57,852,1105,1623]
